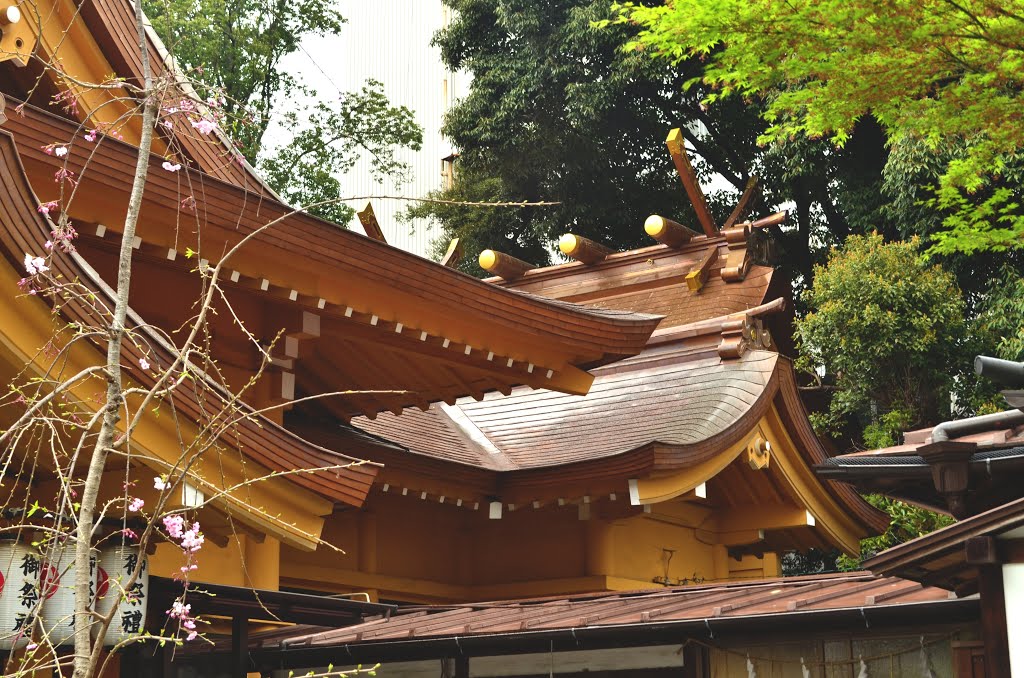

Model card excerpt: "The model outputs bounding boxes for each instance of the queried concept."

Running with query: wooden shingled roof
[0,129,384,546]
[355,345,781,472]
[335,225,888,544]
[3,99,663,419]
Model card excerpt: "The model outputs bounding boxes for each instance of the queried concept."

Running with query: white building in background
[273,1,468,257]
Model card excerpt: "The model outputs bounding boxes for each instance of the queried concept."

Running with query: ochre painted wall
[278,491,779,603]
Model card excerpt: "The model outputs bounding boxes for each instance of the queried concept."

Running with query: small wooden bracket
[721,224,753,282]
[747,436,771,470]
[440,237,463,268]
[666,128,717,237]
[356,201,387,243]
[685,245,719,293]
[0,7,36,67]
[717,319,748,359]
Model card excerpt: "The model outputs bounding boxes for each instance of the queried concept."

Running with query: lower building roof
[865,494,1024,595]
[248,573,973,666]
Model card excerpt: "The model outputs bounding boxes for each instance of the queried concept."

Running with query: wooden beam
[665,128,717,237]
[750,210,788,229]
[356,201,387,243]
[685,245,719,293]
[478,249,536,280]
[978,564,1012,678]
[440,237,463,268]
[558,233,613,264]
[644,214,700,248]
[717,503,815,533]
[723,176,760,230]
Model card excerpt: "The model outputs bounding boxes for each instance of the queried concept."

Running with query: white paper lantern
[96,544,148,646]
[39,545,97,647]
[0,540,39,650]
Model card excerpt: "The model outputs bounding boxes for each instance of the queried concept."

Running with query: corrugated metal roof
[264,574,957,649]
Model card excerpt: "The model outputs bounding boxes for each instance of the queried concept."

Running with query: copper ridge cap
[483,237,724,286]
[645,297,786,347]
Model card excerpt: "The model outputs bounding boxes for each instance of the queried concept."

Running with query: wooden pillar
[584,520,613,577]
[454,656,470,678]
[358,513,378,575]
[967,536,1012,678]
[159,643,176,678]
[243,535,280,591]
[232,616,250,678]
[118,645,139,678]
[978,565,1011,678]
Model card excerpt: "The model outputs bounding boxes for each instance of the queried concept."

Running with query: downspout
[930,356,1024,443]
[931,410,1024,443]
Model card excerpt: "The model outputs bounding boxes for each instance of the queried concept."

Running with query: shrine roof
[0,128,385,546]
[2,100,664,415]
[816,421,1024,516]
[355,346,780,472]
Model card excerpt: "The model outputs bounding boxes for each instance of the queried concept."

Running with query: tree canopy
[144,0,422,223]
[410,0,770,273]
[613,0,1024,254]
[794,234,975,438]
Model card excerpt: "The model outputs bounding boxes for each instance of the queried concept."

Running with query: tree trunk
[71,4,156,675]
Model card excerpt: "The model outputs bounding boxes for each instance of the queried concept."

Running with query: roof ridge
[439,403,520,471]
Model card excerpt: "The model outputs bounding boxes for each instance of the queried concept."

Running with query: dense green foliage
[411,0,769,274]
[613,0,1024,254]
[794,234,973,436]
[144,0,422,223]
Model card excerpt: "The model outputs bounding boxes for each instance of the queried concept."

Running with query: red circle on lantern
[96,566,109,599]
[40,563,60,599]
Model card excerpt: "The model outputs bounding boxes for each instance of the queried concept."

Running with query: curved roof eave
[0,128,381,514]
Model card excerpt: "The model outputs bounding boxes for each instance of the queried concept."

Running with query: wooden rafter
[665,128,717,237]
[440,238,463,268]
[723,176,761,230]
[356,201,387,243]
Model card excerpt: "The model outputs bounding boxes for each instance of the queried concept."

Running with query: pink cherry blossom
[84,130,97,142]
[162,514,184,539]
[23,254,48,276]
[154,476,168,491]
[37,201,59,215]
[191,119,216,135]
[53,146,68,158]
[54,168,77,186]
[128,497,144,512]
[161,161,182,172]
[139,357,151,370]
[121,528,138,540]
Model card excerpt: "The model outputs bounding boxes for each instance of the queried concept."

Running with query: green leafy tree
[411,0,770,274]
[614,0,1024,254]
[413,0,951,288]
[975,266,1024,361]
[144,0,422,223]
[794,234,971,437]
